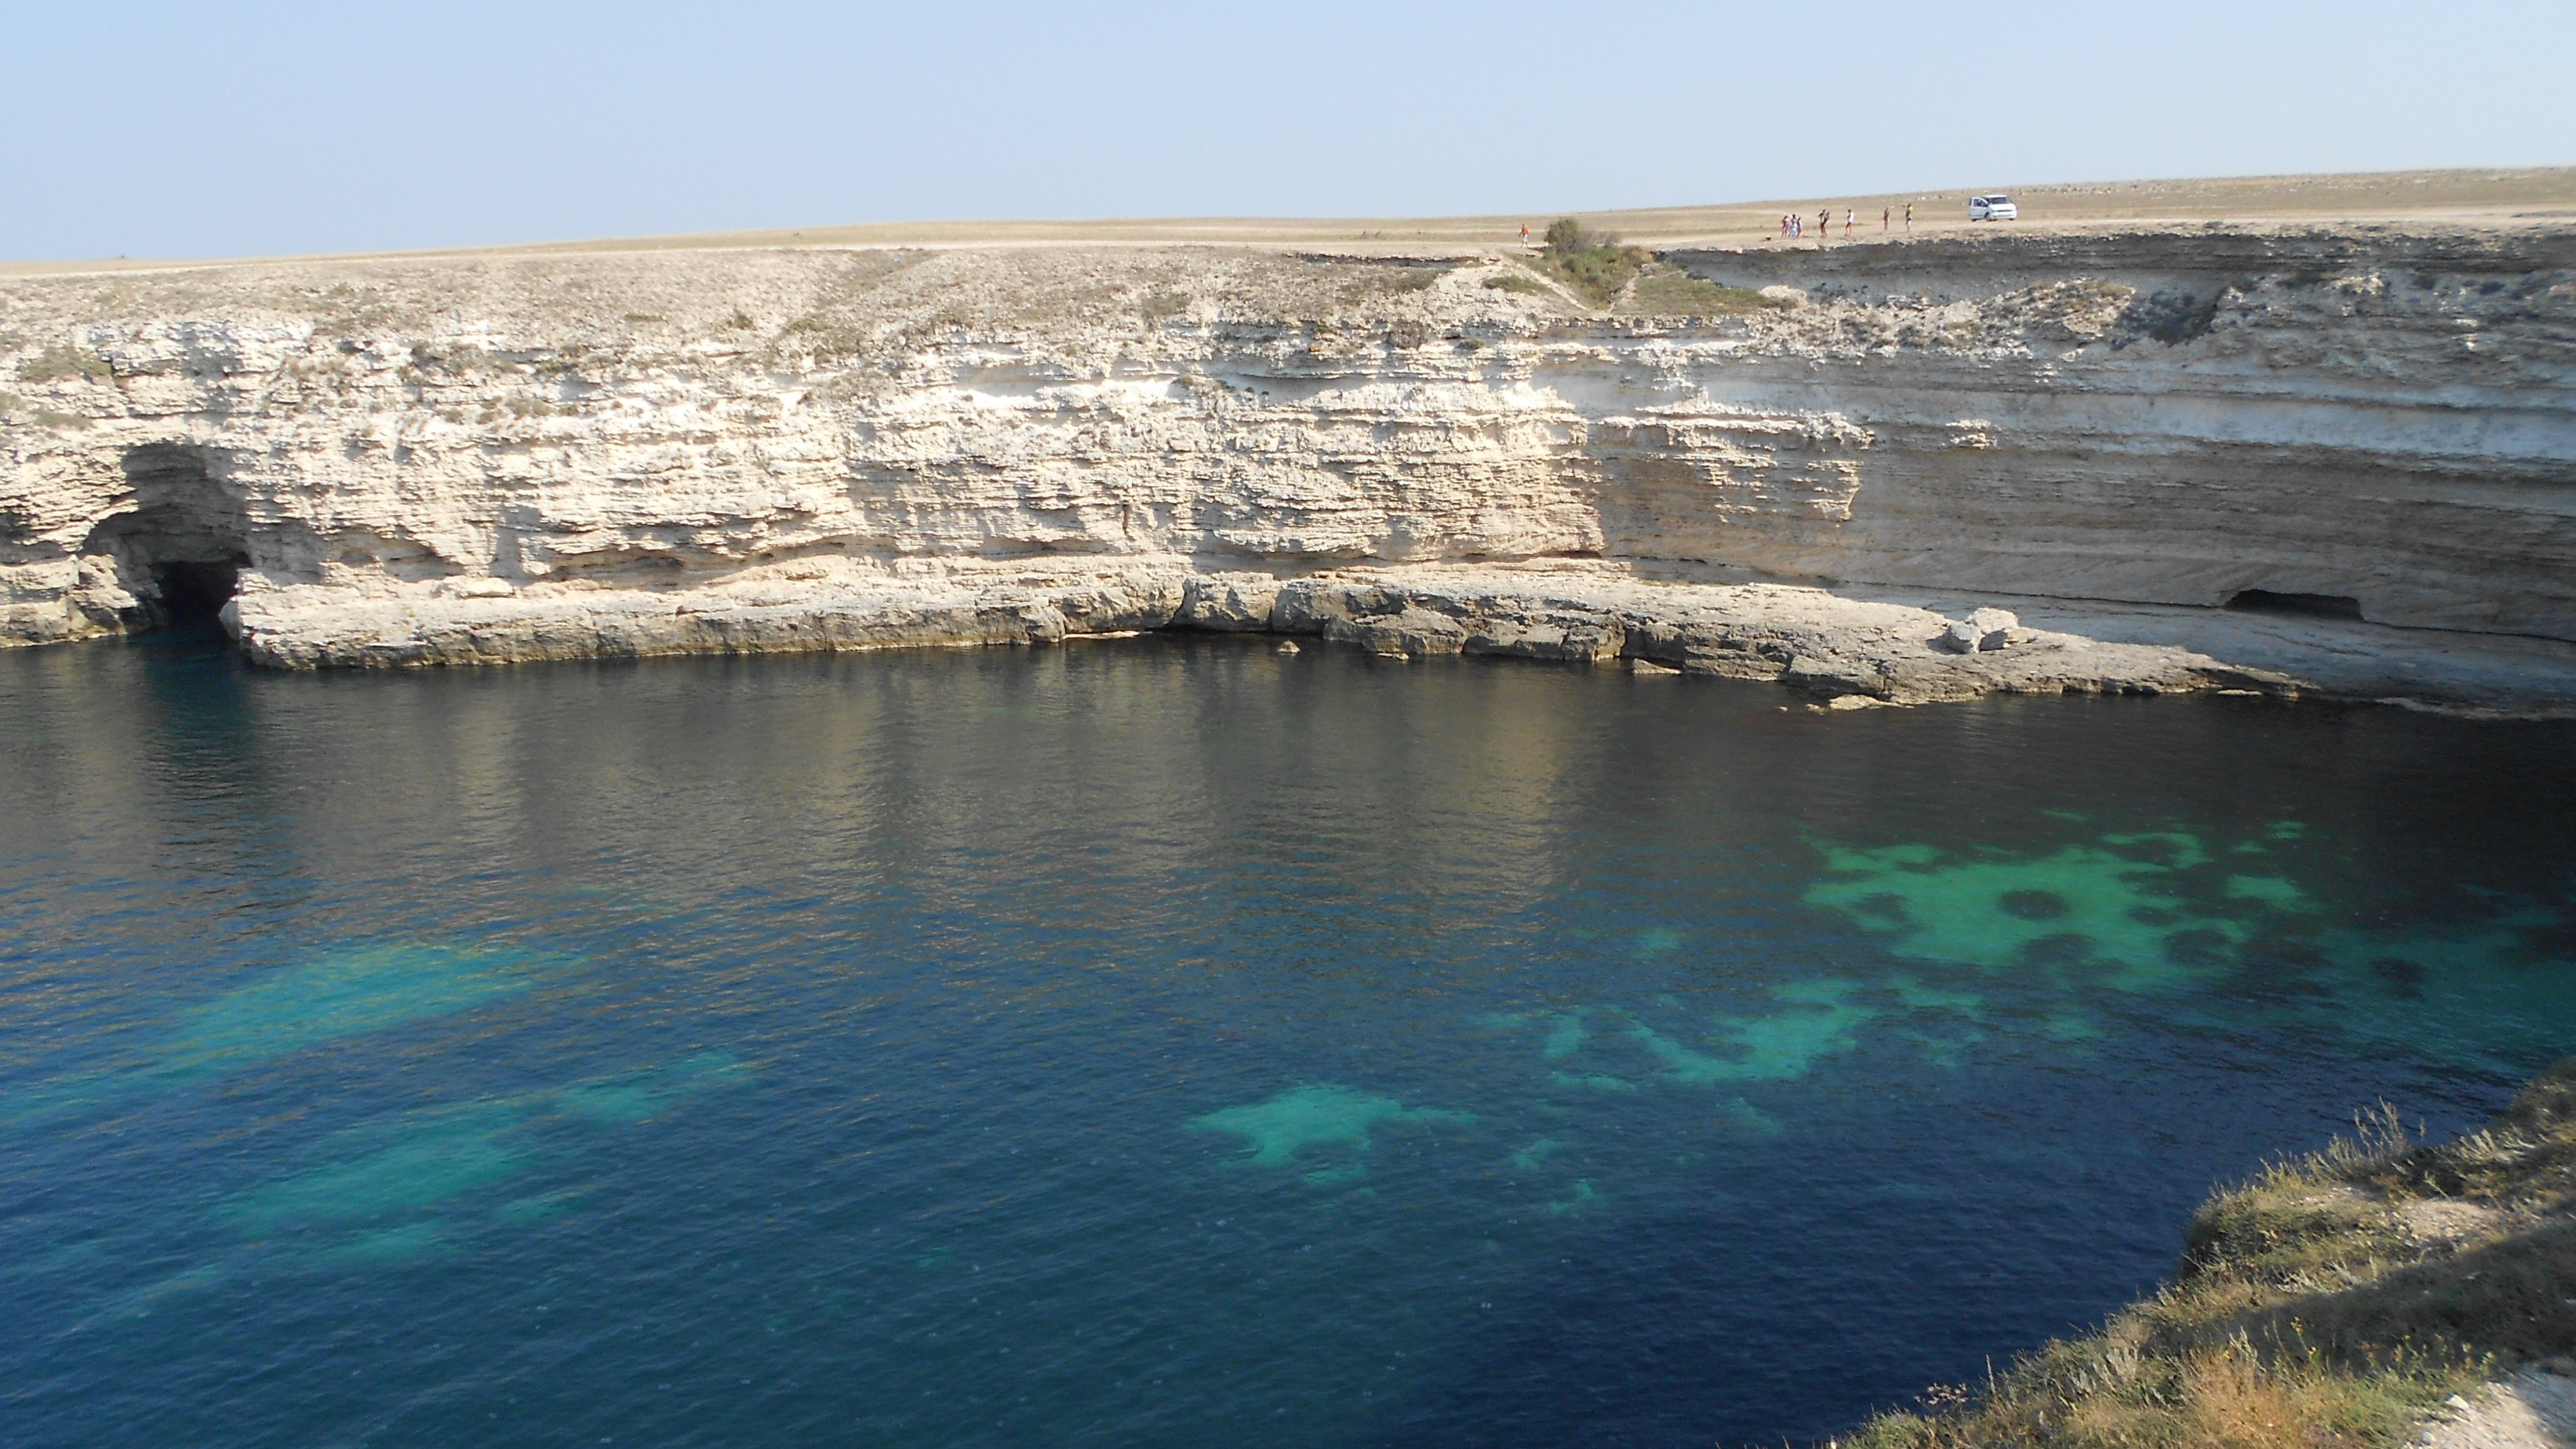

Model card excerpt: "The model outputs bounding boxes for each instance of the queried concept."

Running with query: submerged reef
[215,1051,747,1264]
[1806,831,2262,991]
[1803,823,2576,1071]
[5,942,545,1123]
[1191,1084,1473,1184]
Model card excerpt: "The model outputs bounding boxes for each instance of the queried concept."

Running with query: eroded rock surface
[223,559,2274,706]
[4,227,2571,709]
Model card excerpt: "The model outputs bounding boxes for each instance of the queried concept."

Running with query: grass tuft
[1620,267,1797,318]
[1335,267,1451,305]
[18,343,114,384]
[776,314,869,362]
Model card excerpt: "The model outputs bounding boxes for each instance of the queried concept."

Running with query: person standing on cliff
[1520,223,1531,248]
[1905,202,1913,230]
[1818,209,1831,244]
[1845,209,1856,237]
[1883,207,1891,232]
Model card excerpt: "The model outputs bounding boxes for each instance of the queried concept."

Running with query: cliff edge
[4,224,2571,710]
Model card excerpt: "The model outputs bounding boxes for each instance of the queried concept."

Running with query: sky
[6,0,2572,260]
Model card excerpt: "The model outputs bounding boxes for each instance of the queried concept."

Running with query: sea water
[3,631,2572,1447]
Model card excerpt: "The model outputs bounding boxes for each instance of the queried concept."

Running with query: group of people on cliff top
[1509,201,1914,251]
[1778,204,1909,242]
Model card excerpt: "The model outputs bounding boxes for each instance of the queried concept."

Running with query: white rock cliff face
[2,229,2570,706]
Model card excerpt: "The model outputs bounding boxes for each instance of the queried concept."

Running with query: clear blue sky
[8,0,2571,260]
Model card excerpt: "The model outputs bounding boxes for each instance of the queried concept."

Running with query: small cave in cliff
[2226,589,2364,621]
[149,560,240,626]
[79,445,251,632]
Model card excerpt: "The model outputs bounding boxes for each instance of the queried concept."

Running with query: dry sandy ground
[2415,1366,2576,1449]
[7,166,2571,277]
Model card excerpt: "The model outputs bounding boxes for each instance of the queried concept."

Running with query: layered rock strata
[3,227,2571,708]
[235,562,2252,707]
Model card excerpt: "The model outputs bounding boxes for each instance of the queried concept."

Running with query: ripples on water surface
[4,632,2574,1447]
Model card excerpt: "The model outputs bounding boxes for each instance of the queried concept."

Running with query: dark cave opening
[2225,589,2365,621]
[149,560,240,627]
[78,445,253,634]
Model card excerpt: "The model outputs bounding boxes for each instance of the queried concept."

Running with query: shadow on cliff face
[2114,286,2227,346]
[79,445,249,631]
[2228,589,2367,621]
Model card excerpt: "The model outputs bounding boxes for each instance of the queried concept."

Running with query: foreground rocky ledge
[1852,1062,2576,1449]
[222,560,2576,717]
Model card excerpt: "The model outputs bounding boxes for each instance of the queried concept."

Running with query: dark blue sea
[4,631,2572,1447]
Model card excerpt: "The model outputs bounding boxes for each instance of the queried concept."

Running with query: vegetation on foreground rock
[1847,1062,2576,1449]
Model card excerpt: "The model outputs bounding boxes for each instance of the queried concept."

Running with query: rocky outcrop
[2,227,2571,708]
[221,559,2272,706]
[1941,607,2020,654]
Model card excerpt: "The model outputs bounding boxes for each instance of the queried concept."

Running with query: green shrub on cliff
[1534,218,1648,307]
[1848,1064,2576,1449]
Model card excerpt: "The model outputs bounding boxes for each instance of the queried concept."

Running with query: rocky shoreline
[225,557,2576,717]
[7,225,2571,710]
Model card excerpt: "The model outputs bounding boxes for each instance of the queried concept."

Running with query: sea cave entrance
[81,445,251,632]
[2224,589,2365,621]
[148,559,241,627]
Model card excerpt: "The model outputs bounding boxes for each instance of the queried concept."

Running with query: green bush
[1534,218,1648,307]
[1483,271,1545,295]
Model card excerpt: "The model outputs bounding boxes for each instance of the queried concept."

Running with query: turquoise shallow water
[4,632,2574,1447]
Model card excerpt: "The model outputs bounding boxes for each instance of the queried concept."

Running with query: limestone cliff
[2,227,2570,707]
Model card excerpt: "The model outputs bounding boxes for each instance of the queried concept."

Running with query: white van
[1969,195,2020,221]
